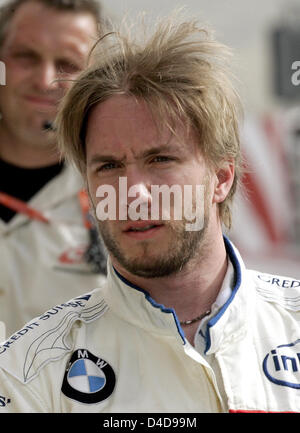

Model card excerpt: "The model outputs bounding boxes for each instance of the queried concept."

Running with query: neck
[112,228,228,335]
[0,123,60,168]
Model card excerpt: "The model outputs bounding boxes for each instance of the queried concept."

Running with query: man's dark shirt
[0,159,64,222]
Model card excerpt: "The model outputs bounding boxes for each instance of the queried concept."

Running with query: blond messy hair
[56,11,243,228]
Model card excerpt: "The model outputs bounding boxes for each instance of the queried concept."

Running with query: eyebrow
[87,154,126,167]
[88,143,182,167]
[10,41,86,62]
[10,44,38,54]
[141,144,180,158]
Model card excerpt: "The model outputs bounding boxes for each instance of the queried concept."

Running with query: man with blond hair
[0,13,299,413]
[0,0,107,338]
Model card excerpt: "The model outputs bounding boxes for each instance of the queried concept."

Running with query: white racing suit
[0,164,106,337]
[0,237,299,413]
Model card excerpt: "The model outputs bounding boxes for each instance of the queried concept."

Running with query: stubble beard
[96,212,210,279]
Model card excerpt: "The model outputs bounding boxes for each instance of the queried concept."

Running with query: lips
[124,221,163,232]
[123,221,164,239]
[127,224,159,232]
[24,95,58,107]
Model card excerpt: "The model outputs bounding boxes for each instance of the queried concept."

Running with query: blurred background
[100,0,300,279]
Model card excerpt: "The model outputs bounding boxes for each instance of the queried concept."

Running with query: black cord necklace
[180,309,211,326]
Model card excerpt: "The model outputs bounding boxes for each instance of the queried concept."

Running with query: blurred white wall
[100,0,300,115]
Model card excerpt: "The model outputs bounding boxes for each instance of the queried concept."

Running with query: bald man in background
[0,0,107,338]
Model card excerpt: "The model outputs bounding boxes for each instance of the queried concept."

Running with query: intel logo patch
[263,340,300,389]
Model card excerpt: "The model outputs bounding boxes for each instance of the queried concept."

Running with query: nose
[32,61,58,92]
[128,182,151,205]
[119,167,152,218]
[127,167,152,200]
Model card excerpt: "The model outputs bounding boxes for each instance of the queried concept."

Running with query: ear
[212,160,235,204]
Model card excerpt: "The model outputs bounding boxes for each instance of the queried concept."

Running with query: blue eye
[97,162,118,172]
[153,156,170,162]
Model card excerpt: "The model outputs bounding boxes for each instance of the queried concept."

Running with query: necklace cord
[180,309,211,326]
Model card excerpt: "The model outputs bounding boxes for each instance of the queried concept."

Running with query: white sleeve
[0,369,50,413]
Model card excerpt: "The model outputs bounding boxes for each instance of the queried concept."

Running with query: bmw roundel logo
[62,349,116,404]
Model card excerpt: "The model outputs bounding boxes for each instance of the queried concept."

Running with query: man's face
[0,1,98,145]
[86,96,217,279]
